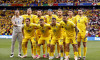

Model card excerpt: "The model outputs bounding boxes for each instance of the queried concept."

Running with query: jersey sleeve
[70,21,75,27]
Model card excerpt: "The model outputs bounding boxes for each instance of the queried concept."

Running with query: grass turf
[0,39,100,60]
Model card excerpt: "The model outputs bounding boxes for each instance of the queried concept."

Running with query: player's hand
[85,33,88,38]
[75,36,77,40]
[13,24,18,27]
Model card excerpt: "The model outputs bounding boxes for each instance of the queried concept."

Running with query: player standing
[61,15,79,60]
[10,10,23,57]
[21,8,37,57]
[76,9,88,60]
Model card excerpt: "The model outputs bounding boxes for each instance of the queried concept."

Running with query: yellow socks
[22,42,27,55]
[37,46,40,55]
[78,47,81,57]
[83,47,87,57]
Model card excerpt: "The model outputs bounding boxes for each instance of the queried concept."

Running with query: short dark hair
[52,17,56,20]
[78,8,84,11]
[63,15,67,17]
[26,18,30,21]
[40,19,44,21]
[68,9,74,12]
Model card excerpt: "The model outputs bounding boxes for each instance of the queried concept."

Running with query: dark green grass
[0,39,100,60]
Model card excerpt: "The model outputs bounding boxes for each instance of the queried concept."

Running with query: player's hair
[52,17,56,20]
[27,8,32,11]
[40,19,44,21]
[26,18,30,21]
[68,9,74,12]
[78,8,84,12]
[48,9,53,12]
[63,15,67,17]
[58,9,62,11]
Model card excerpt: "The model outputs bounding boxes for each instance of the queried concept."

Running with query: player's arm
[22,26,24,39]
[44,15,47,23]
[11,16,17,27]
[85,17,89,38]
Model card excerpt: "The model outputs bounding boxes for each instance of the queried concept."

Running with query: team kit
[10,8,88,60]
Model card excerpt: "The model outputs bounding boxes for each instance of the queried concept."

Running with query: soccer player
[34,10,47,58]
[36,19,51,59]
[44,9,57,57]
[76,9,88,60]
[21,18,37,59]
[49,18,63,60]
[22,8,37,24]
[45,9,57,24]
[21,8,37,56]
[60,15,79,60]
[67,10,77,58]
[10,10,23,57]
[56,9,64,58]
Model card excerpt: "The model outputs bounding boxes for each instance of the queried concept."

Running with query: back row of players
[11,8,88,60]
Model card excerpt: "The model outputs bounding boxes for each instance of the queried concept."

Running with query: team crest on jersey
[67,24,69,26]
[78,20,80,23]
[56,26,58,28]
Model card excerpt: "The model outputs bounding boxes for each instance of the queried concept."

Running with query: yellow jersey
[22,14,37,24]
[34,16,45,24]
[23,23,37,38]
[67,16,77,25]
[50,23,62,38]
[56,16,63,23]
[37,24,51,37]
[75,15,88,33]
[60,21,76,37]
[45,14,57,24]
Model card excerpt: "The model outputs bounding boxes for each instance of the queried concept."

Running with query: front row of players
[21,15,79,60]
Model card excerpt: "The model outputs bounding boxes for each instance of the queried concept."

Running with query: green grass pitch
[0,38,100,60]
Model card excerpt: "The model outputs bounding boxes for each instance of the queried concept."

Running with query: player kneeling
[49,17,63,60]
[21,18,37,59]
[60,15,79,60]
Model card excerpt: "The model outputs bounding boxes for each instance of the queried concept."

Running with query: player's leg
[10,32,17,57]
[17,32,22,57]
[46,36,51,58]
[82,37,87,60]
[71,38,78,60]
[59,39,64,60]
[65,37,70,60]
[37,37,44,59]
[77,33,82,60]
[49,37,56,60]
[56,42,60,58]
[31,37,37,59]
[43,43,46,58]
[21,38,28,58]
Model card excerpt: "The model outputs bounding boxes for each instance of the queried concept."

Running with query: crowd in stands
[0,0,100,6]
[0,8,100,37]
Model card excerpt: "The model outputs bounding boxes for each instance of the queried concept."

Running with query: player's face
[68,11,73,16]
[63,16,67,21]
[15,11,19,16]
[78,10,83,15]
[57,11,62,16]
[52,19,56,24]
[27,9,32,15]
[25,20,30,25]
[40,20,44,25]
[37,11,42,16]
[48,11,52,15]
